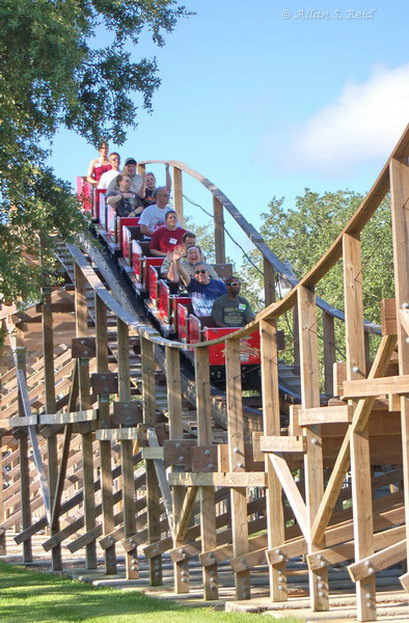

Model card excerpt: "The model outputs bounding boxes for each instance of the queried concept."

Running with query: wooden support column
[16,346,32,563]
[118,318,138,579]
[96,296,116,575]
[226,338,250,600]
[141,335,162,585]
[75,263,97,570]
[260,319,287,601]
[173,167,183,225]
[293,304,300,371]
[0,435,4,555]
[195,346,218,600]
[343,232,375,622]
[298,286,328,612]
[322,311,336,396]
[263,258,276,307]
[390,157,409,594]
[213,196,226,264]
[42,284,62,570]
[166,346,189,593]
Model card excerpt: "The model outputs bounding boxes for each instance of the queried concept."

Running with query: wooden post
[96,296,117,575]
[141,335,162,585]
[166,346,189,593]
[226,338,250,600]
[16,346,32,563]
[0,435,4,555]
[260,319,287,600]
[322,311,336,396]
[42,284,62,570]
[118,318,138,579]
[390,157,409,597]
[173,167,183,225]
[292,304,300,372]
[263,258,276,307]
[213,196,226,264]
[343,232,375,622]
[298,286,328,612]
[75,263,97,570]
[195,346,218,600]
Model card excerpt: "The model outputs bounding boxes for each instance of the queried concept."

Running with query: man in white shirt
[98,152,121,189]
[139,187,172,238]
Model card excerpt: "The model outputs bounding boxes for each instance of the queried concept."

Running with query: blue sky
[50,0,409,258]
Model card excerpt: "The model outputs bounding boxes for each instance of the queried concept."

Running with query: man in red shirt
[149,210,186,256]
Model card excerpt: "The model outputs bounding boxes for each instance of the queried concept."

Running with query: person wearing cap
[211,277,254,327]
[107,157,146,199]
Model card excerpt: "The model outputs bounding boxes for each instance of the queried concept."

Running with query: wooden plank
[298,405,353,426]
[342,374,409,399]
[400,308,409,338]
[260,319,287,601]
[381,298,396,335]
[226,337,250,600]
[168,472,267,487]
[39,409,98,425]
[195,346,218,600]
[260,436,306,453]
[141,336,162,586]
[323,312,336,395]
[166,345,189,594]
[390,156,409,598]
[213,196,226,264]
[41,284,61,570]
[297,285,328,611]
[343,231,375,621]
[96,427,139,441]
[263,260,276,307]
[348,538,406,582]
[172,167,183,225]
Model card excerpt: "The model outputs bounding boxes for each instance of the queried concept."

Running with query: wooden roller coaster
[1,125,409,621]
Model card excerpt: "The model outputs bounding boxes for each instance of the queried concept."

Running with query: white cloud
[285,64,409,175]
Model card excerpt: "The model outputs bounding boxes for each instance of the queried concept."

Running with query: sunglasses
[195,269,207,274]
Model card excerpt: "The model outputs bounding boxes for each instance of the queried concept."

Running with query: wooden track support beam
[298,285,328,612]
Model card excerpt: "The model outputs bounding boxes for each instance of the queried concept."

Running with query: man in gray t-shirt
[211,276,254,327]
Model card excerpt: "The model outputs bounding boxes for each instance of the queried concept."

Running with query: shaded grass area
[0,561,303,623]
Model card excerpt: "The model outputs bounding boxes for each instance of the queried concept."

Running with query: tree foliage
[0,0,190,303]
[239,189,394,346]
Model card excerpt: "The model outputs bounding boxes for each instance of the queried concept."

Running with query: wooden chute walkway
[1,125,409,621]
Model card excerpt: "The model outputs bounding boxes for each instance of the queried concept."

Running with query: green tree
[0,0,190,303]
[239,189,394,363]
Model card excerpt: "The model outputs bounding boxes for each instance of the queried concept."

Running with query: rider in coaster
[170,247,227,317]
[211,276,255,327]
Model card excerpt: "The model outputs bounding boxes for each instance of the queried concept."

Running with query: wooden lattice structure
[1,125,409,622]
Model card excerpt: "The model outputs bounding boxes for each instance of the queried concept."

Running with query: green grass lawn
[0,560,303,623]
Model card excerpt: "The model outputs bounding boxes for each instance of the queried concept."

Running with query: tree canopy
[239,189,394,361]
[0,0,190,303]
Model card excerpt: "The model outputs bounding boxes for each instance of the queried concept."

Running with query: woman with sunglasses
[170,247,227,318]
